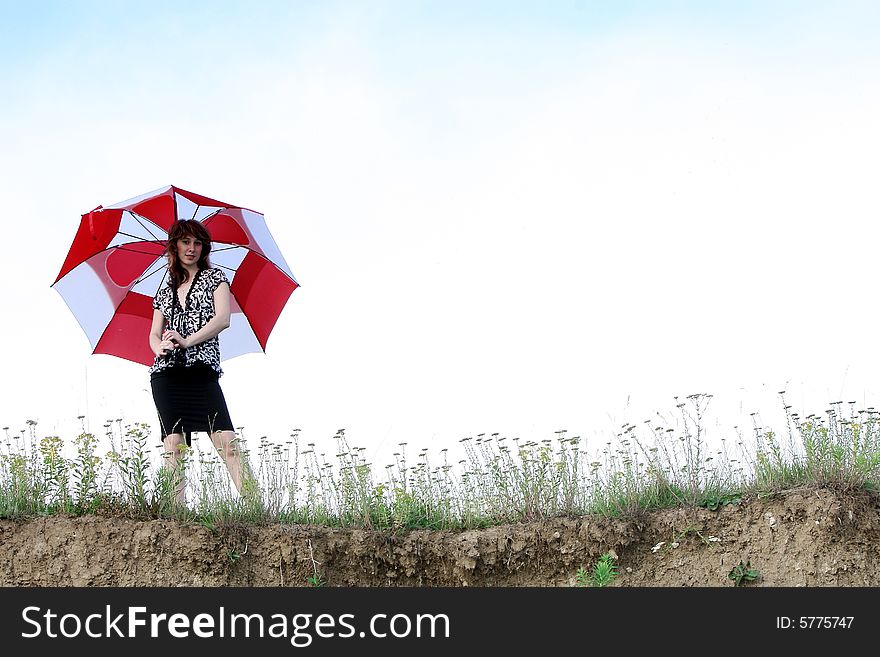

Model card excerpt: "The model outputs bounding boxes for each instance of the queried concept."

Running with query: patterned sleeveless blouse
[149,268,229,376]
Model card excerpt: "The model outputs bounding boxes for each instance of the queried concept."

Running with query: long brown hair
[165,220,212,287]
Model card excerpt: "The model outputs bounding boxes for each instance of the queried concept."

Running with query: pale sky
[2,1,879,469]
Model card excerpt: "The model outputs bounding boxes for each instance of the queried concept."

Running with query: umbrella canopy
[52,185,299,366]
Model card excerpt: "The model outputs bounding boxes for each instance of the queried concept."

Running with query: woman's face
[176,235,204,267]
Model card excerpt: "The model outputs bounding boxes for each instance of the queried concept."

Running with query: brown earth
[2,486,879,586]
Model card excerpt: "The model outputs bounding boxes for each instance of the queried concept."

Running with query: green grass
[2,393,880,529]
[576,552,618,587]
[728,560,760,586]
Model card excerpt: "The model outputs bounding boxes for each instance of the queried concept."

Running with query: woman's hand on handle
[162,329,188,349]
[157,338,178,356]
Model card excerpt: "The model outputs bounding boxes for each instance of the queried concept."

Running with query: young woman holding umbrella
[148,219,254,506]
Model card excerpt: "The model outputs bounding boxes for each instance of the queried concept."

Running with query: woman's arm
[149,309,176,357]
[166,282,231,349]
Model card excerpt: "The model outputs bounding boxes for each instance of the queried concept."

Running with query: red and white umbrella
[52,185,299,366]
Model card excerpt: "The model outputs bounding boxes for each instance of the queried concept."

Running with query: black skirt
[150,362,234,444]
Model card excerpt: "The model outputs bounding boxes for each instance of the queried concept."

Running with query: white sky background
[1,1,879,469]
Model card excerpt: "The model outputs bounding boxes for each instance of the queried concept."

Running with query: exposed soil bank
[3,486,878,586]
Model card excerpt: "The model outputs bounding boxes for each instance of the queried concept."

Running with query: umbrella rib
[112,243,166,257]
[115,231,163,245]
[133,261,169,287]
[125,210,166,242]
[199,207,227,222]
[153,267,169,292]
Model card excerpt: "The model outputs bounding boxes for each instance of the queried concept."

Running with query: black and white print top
[149,268,229,376]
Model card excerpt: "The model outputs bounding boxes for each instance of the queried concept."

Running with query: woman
[149,219,252,505]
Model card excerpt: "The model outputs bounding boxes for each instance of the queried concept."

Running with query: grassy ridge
[2,393,879,529]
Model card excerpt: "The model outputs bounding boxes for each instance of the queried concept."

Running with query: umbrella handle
[161,314,183,362]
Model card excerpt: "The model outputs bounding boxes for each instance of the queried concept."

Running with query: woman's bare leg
[162,433,187,505]
[210,430,256,497]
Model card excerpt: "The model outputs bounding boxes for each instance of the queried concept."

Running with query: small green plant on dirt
[306,573,326,587]
[698,492,742,511]
[591,552,618,587]
[728,560,759,586]
[576,552,618,587]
